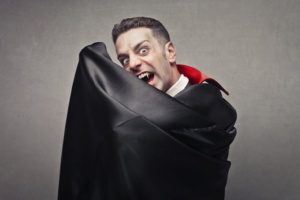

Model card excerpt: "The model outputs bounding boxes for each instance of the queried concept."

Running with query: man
[58,17,237,200]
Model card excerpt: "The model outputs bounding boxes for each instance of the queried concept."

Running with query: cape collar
[177,64,229,95]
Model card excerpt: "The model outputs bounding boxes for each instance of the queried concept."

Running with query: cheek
[144,54,167,77]
[144,55,156,65]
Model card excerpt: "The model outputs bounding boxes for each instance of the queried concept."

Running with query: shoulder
[174,81,237,132]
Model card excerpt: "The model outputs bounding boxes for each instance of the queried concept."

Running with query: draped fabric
[58,42,237,200]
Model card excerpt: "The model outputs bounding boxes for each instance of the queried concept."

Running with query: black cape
[58,42,237,200]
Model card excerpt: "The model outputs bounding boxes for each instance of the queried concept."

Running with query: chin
[152,84,161,91]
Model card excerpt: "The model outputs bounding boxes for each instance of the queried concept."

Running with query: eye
[123,58,129,65]
[139,48,148,54]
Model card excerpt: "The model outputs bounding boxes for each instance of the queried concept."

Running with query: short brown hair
[112,17,170,46]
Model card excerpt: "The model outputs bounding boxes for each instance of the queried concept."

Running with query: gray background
[1,0,299,199]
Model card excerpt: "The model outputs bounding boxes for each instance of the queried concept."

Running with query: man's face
[115,27,176,92]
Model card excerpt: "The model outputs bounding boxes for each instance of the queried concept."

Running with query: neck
[165,64,181,91]
[172,64,181,84]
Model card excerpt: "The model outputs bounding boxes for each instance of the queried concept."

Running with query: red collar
[177,64,229,95]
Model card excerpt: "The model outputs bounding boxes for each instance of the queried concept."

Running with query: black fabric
[58,42,237,200]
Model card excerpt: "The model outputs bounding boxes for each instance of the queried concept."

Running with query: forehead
[115,27,157,54]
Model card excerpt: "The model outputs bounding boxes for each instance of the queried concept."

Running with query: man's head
[112,17,180,92]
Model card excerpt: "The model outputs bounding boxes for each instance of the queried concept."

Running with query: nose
[128,55,142,72]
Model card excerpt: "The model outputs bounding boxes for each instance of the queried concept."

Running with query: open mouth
[137,72,154,85]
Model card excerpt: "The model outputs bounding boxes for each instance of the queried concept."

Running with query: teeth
[138,72,150,79]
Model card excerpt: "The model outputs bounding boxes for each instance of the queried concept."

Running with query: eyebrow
[117,40,149,60]
[133,40,149,52]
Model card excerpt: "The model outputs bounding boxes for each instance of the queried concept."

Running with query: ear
[165,42,177,64]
